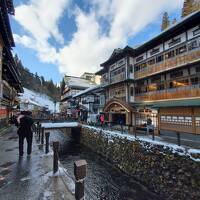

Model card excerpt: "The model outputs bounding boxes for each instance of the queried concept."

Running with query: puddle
[0,162,15,168]
[0,168,11,176]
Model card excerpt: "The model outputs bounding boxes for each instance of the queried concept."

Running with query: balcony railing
[110,73,126,84]
[135,84,200,102]
[135,49,200,79]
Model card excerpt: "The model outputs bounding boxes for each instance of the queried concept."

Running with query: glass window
[193,27,200,36]
[150,48,160,56]
[148,58,155,65]
[188,40,198,51]
[169,37,181,47]
[136,56,144,63]
[156,54,164,63]
[176,45,187,55]
[191,77,199,85]
[165,50,175,59]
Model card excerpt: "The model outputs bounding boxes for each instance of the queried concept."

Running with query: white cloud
[14,0,184,77]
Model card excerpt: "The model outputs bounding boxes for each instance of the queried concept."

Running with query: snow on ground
[41,122,79,129]
[82,125,200,162]
[19,88,59,113]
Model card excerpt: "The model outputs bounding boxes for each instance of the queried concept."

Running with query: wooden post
[152,130,155,141]
[45,132,50,154]
[41,128,44,145]
[74,160,87,200]
[38,124,41,141]
[53,141,59,174]
[177,132,181,146]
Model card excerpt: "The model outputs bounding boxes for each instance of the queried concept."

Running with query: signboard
[85,95,95,103]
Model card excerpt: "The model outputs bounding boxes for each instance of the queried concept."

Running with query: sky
[11,0,184,84]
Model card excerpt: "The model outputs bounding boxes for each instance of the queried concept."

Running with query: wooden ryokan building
[96,10,200,135]
[0,0,23,128]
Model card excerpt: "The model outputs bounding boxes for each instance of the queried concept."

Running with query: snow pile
[82,125,200,162]
[41,122,79,129]
[19,88,59,113]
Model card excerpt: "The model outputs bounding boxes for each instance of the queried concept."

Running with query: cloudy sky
[11,0,184,83]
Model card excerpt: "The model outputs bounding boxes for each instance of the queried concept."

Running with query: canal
[55,130,159,200]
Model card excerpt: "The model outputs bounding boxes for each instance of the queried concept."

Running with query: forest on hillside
[14,55,61,101]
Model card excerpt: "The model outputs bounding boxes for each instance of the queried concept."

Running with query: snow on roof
[82,125,200,162]
[65,76,96,88]
[19,88,59,113]
[73,85,101,98]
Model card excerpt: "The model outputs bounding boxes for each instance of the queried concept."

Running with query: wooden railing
[110,73,126,84]
[135,49,200,79]
[135,84,200,102]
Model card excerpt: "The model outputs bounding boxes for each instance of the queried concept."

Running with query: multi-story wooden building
[60,75,96,116]
[97,11,200,135]
[0,0,23,128]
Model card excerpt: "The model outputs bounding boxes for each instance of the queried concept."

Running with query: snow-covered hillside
[19,88,59,113]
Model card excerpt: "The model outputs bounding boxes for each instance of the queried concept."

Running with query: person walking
[100,114,105,127]
[17,111,34,157]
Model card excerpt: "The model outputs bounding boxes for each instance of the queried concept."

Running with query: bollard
[177,132,181,146]
[45,132,50,154]
[38,124,41,142]
[152,130,155,141]
[53,141,59,174]
[41,128,44,145]
[74,160,87,200]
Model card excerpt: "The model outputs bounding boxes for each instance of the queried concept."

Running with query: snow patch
[41,122,79,129]
[19,88,59,113]
[82,125,200,162]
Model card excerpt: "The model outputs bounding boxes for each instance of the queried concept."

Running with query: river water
[58,133,159,200]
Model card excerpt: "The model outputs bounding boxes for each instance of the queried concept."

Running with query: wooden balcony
[110,73,126,84]
[135,49,200,79]
[135,84,200,102]
[2,81,13,100]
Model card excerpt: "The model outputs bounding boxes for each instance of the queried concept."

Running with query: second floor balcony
[135,47,200,80]
[135,84,200,102]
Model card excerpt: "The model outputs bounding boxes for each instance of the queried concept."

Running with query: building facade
[0,0,23,128]
[60,75,96,117]
[96,11,200,135]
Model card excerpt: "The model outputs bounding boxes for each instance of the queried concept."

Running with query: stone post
[74,160,87,200]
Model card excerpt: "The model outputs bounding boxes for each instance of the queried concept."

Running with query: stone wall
[81,126,200,200]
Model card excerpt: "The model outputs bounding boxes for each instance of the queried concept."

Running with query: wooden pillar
[191,107,196,134]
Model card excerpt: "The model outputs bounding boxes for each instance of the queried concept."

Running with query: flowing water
[58,135,159,200]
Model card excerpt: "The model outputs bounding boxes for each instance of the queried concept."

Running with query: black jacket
[17,115,34,136]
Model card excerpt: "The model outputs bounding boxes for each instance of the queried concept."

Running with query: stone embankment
[80,126,200,200]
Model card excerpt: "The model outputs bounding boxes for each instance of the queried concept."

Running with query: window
[130,65,133,73]
[191,77,199,85]
[118,59,125,66]
[157,84,165,90]
[151,76,161,83]
[156,54,164,63]
[176,45,187,55]
[150,48,160,56]
[148,58,155,65]
[136,56,144,63]
[193,26,200,36]
[188,40,198,51]
[196,66,200,73]
[165,50,175,59]
[130,87,134,96]
[169,37,181,47]
[170,70,183,78]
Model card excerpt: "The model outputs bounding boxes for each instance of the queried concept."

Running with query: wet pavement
[0,126,75,200]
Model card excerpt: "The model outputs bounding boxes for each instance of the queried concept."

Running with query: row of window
[135,37,200,72]
[135,76,200,94]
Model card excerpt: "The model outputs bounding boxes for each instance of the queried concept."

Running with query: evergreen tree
[60,78,65,95]
[161,12,170,31]
[182,0,195,17]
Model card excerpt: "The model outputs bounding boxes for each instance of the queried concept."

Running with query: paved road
[0,126,75,200]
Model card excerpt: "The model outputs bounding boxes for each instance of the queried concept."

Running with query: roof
[64,76,96,89]
[0,0,15,48]
[73,85,102,98]
[100,46,135,67]
[135,10,200,55]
